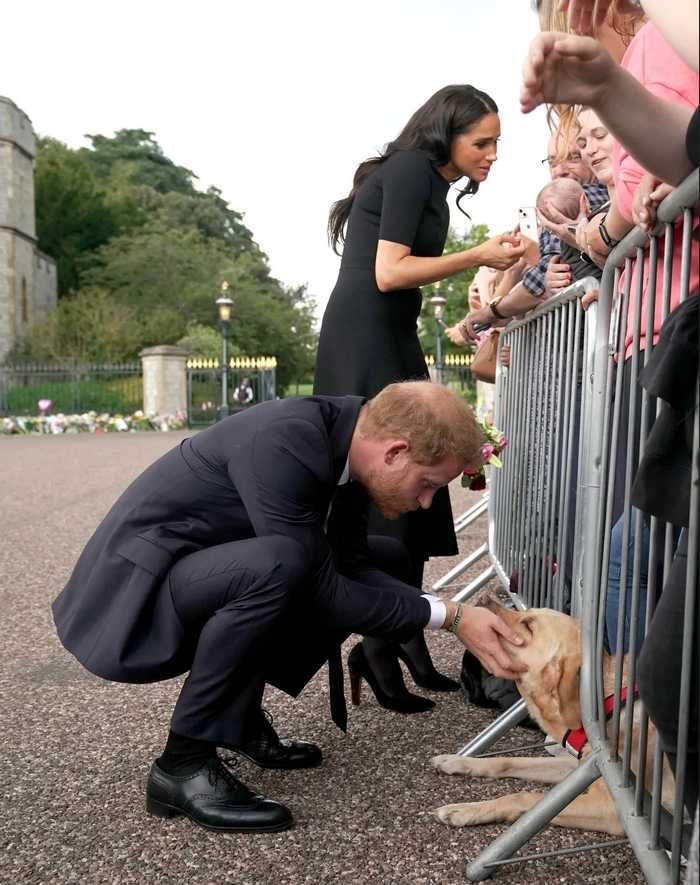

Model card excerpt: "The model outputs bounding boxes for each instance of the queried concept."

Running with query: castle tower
[0,96,57,361]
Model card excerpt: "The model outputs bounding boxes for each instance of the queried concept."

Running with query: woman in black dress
[315,84,525,712]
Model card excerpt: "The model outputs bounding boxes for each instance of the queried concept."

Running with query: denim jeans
[605,510,652,654]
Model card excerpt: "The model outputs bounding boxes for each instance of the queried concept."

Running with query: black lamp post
[429,282,447,385]
[216,281,234,419]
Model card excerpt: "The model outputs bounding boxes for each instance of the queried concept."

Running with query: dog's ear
[555,653,582,731]
[534,653,582,731]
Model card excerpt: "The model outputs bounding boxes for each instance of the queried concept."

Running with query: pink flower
[481,443,494,463]
[38,399,52,413]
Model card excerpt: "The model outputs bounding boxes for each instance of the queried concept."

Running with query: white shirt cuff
[422,594,447,630]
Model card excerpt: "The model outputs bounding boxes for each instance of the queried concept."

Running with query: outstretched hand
[520,32,615,114]
[452,607,528,681]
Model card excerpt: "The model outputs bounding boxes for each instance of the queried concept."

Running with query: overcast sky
[3,0,550,319]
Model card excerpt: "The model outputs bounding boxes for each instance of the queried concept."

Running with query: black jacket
[52,396,431,695]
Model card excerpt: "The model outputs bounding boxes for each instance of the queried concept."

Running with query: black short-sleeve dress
[314,149,458,561]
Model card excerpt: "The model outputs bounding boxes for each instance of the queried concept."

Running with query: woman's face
[446,112,501,183]
[576,109,615,186]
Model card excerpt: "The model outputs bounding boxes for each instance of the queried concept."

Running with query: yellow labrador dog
[432,604,674,835]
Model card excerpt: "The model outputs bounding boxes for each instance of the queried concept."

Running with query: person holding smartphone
[314,85,525,714]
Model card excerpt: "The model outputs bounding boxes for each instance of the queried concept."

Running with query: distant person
[233,377,254,408]
[51,382,526,833]
[314,84,526,713]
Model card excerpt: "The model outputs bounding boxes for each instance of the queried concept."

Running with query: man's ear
[384,440,409,465]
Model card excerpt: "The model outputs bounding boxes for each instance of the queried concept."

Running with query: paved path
[0,432,645,884]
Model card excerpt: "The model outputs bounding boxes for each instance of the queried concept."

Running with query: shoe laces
[208,754,240,790]
[258,708,280,748]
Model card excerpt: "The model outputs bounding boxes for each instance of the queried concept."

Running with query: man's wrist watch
[488,296,505,320]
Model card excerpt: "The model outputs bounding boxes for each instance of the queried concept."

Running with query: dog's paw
[431,754,473,776]
[433,802,482,828]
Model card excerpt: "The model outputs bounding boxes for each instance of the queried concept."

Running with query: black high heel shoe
[347,643,435,714]
[396,645,461,692]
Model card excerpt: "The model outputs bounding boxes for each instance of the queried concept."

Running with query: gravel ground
[0,432,647,884]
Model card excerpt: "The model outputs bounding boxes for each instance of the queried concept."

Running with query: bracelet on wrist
[598,215,619,250]
[446,603,464,633]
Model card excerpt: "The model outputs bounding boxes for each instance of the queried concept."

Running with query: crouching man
[52,380,525,833]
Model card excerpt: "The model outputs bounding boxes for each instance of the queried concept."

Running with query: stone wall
[0,96,57,361]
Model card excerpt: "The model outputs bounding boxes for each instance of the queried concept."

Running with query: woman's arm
[375,235,526,292]
[521,33,695,184]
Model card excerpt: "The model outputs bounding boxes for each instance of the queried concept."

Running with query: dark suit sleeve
[227,417,430,639]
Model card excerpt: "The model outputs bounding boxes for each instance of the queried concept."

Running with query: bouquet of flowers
[462,421,508,491]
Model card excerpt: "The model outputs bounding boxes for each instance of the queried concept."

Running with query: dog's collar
[562,685,638,759]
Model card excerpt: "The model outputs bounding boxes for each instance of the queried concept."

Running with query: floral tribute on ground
[1,409,188,435]
[462,421,508,491]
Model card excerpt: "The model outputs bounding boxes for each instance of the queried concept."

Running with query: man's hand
[544,257,573,297]
[520,32,615,114]
[445,605,528,681]
[472,234,527,271]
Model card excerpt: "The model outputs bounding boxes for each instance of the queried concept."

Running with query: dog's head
[487,601,582,735]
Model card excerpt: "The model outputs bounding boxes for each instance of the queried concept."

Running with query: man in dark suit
[53,381,525,833]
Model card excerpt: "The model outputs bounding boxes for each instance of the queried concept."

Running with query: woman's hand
[460,305,495,342]
[632,175,674,232]
[581,287,599,310]
[500,344,511,368]
[576,213,606,255]
[520,32,616,113]
[472,234,527,271]
[537,192,589,249]
[544,257,573,297]
[445,323,469,347]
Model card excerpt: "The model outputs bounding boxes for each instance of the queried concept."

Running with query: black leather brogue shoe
[231,710,323,770]
[146,756,293,832]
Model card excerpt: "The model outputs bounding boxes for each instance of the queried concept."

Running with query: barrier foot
[432,543,489,592]
[463,752,603,882]
[458,700,529,757]
[454,496,489,533]
[452,565,496,603]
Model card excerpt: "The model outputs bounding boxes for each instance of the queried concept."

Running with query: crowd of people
[49,0,698,877]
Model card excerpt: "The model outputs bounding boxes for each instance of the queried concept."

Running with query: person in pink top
[612,22,699,359]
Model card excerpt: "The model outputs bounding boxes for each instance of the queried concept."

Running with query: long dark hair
[328,84,498,254]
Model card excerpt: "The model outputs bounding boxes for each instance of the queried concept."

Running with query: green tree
[35,138,118,294]
[31,128,315,386]
[81,129,197,194]
[419,224,489,357]
[10,288,141,363]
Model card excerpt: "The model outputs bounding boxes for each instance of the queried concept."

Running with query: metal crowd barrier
[461,170,699,882]
[454,277,599,756]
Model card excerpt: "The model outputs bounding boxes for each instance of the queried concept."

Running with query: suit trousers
[165,533,416,746]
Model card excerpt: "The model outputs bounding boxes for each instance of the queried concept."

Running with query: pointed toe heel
[346,643,434,714]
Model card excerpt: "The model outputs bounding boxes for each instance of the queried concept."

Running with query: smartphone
[517,206,539,241]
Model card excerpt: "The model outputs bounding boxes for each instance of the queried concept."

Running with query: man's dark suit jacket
[52,395,431,698]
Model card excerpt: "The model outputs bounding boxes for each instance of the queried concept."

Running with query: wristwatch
[488,296,505,320]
